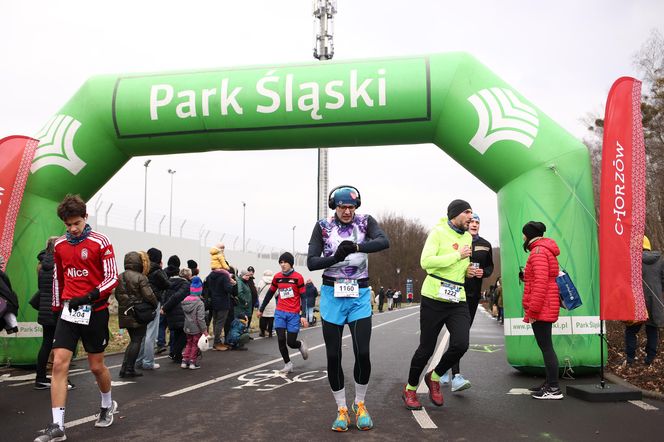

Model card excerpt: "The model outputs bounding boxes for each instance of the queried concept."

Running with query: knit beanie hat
[187,259,198,270]
[147,247,162,264]
[190,276,203,296]
[522,221,546,241]
[471,213,480,222]
[447,199,472,220]
[167,255,180,268]
[278,252,295,267]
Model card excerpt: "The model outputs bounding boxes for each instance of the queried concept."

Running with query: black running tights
[322,316,372,392]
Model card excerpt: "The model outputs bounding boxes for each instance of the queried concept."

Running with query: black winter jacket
[147,262,171,303]
[206,270,234,311]
[464,235,494,299]
[162,276,190,329]
[35,250,58,326]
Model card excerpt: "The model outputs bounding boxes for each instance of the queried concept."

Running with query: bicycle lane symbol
[233,369,328,392]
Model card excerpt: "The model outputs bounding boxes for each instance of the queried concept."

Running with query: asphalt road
[1,305,663,441]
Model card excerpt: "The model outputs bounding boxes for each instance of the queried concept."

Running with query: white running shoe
[299,340,309,360]
[451,374,471,392]
[440,371,450,386]
[279,362,294,373]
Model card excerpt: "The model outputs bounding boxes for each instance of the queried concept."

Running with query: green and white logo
[31,114,86,175]
[467,87,539,154]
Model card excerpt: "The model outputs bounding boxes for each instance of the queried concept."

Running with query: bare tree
[584,29,664,249]
[369,212,429,299]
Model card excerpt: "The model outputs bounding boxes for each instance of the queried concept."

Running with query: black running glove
[334,240,357,262]
[68,288,100,311]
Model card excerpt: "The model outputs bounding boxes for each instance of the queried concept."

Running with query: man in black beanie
[258,251,308,374]
[440,213,494,391]
[136,247,170,368]
[403,198,474,410]
[187,259,199,276]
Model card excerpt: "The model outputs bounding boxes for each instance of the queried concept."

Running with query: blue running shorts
[273,310,301,333]
[320,285,372,326]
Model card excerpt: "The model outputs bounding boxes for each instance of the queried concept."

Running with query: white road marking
[162,311,419,398]
[629,400,659,410]
[408,320,451,429]
[32,310,420,432]
[416,330,450,394]
[412,408,438,429]
[110,381,136,387]
[7,368,88,386]
[507,388,532,395]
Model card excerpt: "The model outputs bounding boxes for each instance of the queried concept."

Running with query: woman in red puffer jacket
[521,221,563,400]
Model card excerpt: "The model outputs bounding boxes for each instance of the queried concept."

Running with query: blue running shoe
[352,401,374,431]
[331,407,350,432]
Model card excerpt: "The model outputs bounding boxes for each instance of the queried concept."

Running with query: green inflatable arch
[2,53,603,370]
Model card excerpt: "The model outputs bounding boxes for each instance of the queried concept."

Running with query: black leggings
[123,326,147,368]
[532,321,559,388]
[275,328,302,363]
[408,297,470,386]
[322,317,372,392]
[36,324,56,381]
[259,316,274,335]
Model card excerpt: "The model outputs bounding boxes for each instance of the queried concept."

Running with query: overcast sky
[2,1,663,255]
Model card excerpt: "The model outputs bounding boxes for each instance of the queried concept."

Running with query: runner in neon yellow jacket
[420,217,472,303]
[402,199,474,410]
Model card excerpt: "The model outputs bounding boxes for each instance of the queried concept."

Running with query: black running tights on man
[408,297,470,387]
[322,317,372,392]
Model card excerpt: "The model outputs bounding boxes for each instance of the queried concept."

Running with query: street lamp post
[143,159,151,232]
[242,201,246,253]
[167,169,176,236]
[396,267,401,291]
[292,225,296,255]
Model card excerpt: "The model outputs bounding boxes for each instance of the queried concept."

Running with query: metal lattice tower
[313,0,337,220]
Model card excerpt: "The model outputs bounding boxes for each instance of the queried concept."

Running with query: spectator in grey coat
[625,236,664,365]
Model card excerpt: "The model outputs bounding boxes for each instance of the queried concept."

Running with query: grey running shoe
[299,340,309,360]
[94,400,118,427]
[34,423,66,441]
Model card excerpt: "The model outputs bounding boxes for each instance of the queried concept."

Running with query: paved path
[1,305,663,441]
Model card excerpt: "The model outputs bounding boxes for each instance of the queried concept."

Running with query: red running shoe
[424,371,444,406]
[402,386,422,410]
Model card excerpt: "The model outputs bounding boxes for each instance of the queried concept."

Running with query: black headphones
[328,185,362,210]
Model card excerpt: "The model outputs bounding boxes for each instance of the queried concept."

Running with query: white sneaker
[143,363,160,370]
[299,340,309,360]
[440,371,450,386]
[279,362,294,373]
[451,374,471,392]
